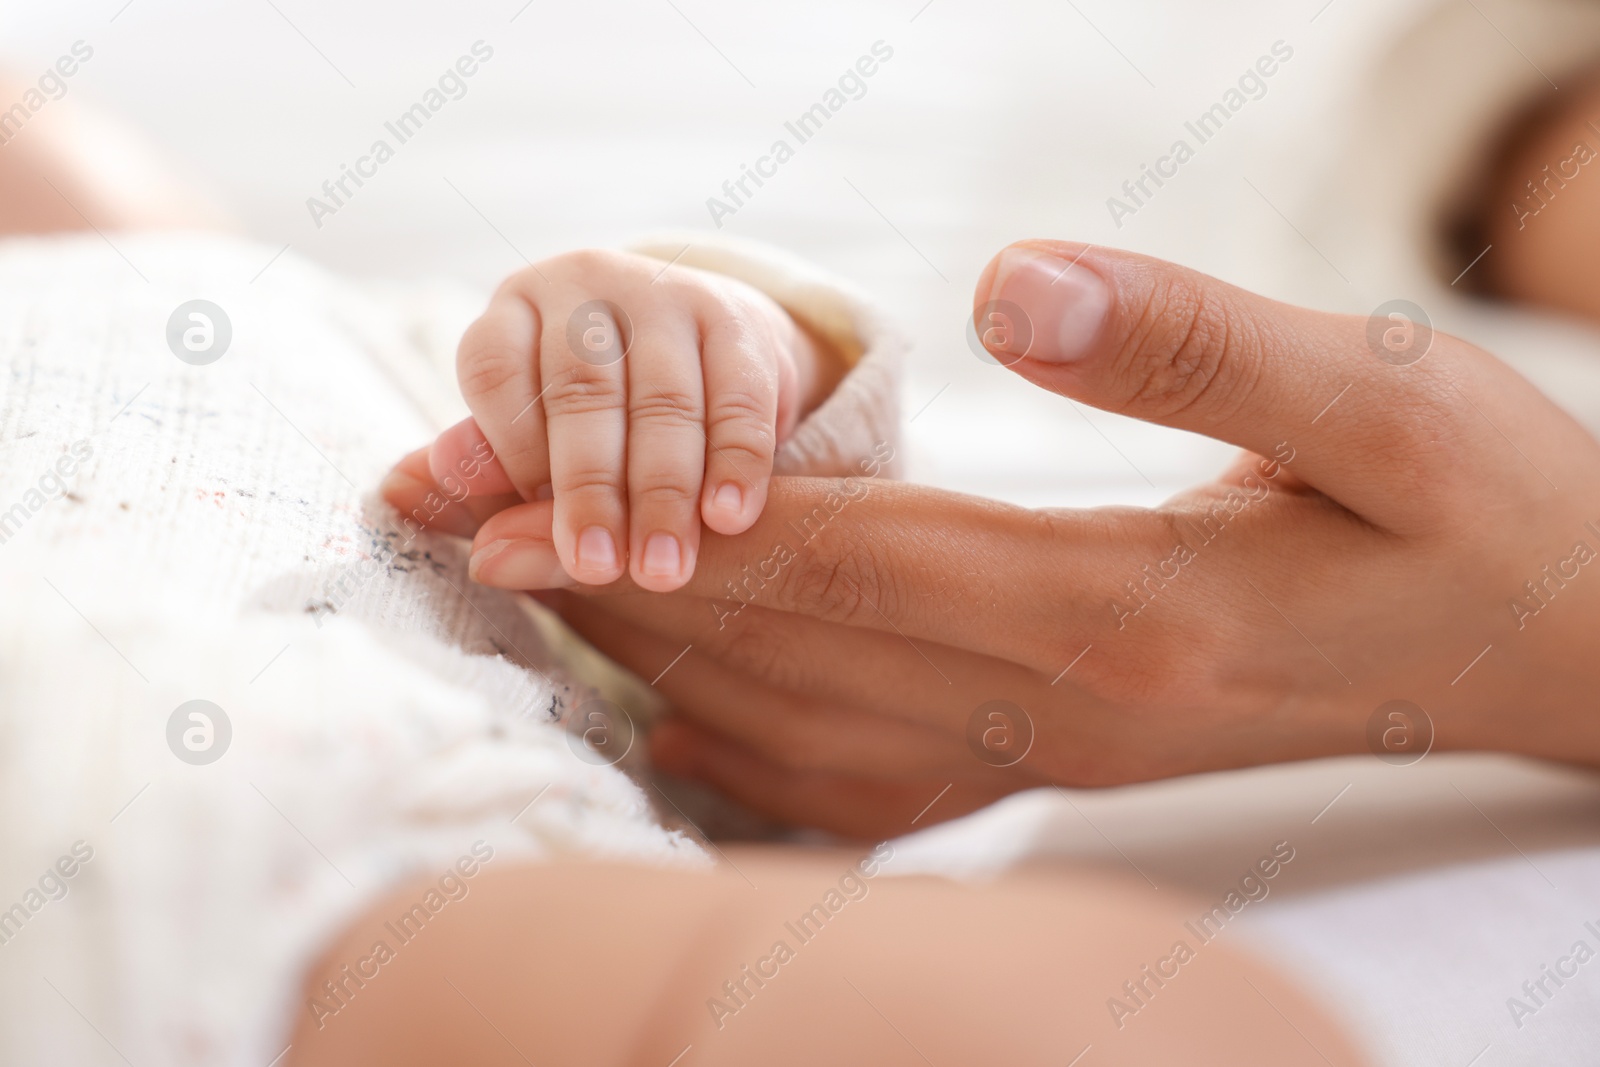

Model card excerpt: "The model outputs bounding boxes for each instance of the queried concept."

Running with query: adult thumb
[972,240,1510,530]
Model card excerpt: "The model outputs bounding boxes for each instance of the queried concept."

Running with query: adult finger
[550,588,1043,727]
[381,446,522,539]
[559,600,982,778]
[652,719,1016,839]
[467,498,564,588]
[975,241,1559,531]
[471,478,1165,670]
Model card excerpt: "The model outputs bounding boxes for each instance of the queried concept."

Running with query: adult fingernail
[576,525,619,575]
[989,248,1111,363]
[711,482,742,517]
[469,538,573,588]
[641,532,682,580]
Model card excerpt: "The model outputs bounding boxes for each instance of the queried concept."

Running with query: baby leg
[286,851,1368,1067]
[0,74,231,235]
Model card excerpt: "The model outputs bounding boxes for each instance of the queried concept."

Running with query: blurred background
[2,0,1438,507]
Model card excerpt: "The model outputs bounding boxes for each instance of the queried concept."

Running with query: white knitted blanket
[0,231,711,1067]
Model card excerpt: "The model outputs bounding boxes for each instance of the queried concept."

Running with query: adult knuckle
[767,724,844,772]
[781,541,896,627]
[1379,410,1475,522]
[1391,352,1474,454]
[1077,622,1214,708]
[1121,278,1261,422]
[718,616,812,692]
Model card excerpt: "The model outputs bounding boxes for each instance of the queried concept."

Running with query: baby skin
[381,249,843,591]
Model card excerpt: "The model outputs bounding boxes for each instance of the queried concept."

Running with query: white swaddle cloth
[0,229,902,1066]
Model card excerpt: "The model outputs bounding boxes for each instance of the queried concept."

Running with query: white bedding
[0,233,709,1066]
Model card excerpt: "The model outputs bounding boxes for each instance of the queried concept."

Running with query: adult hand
[384,242,1600,839]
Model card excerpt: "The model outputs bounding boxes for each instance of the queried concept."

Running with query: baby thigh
[285,849,1367,1067]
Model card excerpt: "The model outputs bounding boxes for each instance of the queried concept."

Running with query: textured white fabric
[0,228,895,1066]
[1250,849,1600,1067]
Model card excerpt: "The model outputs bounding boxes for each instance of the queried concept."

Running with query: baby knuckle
[709,431,776,479]
[544,246,633,280]
[708,374,772,417]
[488,437,547,475]
[710,424,776,471]
[555,466,624,498]
[629,387,702,427]
[631,480,697,508]
[456,333,526,401]
[541,370,624,417]
[493,269,547,301]
[709,390,777,444]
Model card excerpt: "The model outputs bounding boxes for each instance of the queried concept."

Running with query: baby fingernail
[641,532,682,579]
[712,482,743,515]
[989,248,1110,364]
[576,525,619,575]
[469,539,573,588]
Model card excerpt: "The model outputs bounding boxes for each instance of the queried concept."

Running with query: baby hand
[424,249,832,591]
